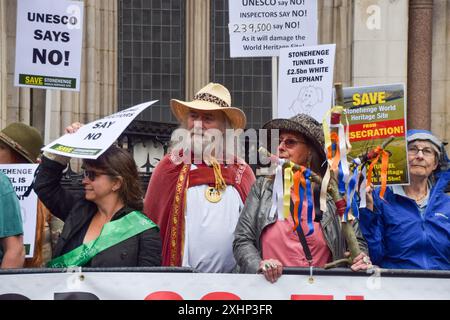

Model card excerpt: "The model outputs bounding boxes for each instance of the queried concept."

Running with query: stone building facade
[0,0,449,171]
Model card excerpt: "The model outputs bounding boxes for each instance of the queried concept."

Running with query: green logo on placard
[50,144,101,156]
[19,74,76,89]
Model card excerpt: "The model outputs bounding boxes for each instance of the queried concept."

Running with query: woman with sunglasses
[33,123,161,268]
[360,129,450,270]
[233,114,370,283]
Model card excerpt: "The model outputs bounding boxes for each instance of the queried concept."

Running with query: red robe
[143,153,256,266]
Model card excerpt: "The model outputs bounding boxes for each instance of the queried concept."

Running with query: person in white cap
[143,83,255,272]
[360,129,450,270]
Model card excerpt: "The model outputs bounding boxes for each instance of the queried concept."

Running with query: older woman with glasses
[360,129,450,270]
[33,123,161,268]
[233,114,370,283]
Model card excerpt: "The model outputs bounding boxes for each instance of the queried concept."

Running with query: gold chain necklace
[408,191,427,203]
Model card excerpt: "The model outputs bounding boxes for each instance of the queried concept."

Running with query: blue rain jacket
[359,169,450,270]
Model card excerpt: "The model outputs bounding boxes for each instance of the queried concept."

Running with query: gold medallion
[205,186,222,203]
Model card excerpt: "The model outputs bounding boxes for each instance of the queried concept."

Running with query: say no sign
[42,101,158,159]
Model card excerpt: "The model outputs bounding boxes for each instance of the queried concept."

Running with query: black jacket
[34,156,161,267]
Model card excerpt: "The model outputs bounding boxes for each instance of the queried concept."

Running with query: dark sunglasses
[279,138,306,149]
[82,169,112,181]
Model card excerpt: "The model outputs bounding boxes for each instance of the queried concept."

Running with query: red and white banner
[1,271,449,300]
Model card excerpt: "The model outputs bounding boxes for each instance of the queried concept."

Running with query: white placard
[0,271,449,300]
[14,0,84,91]
[42,101,158,159]
[277,44,336,121]
[0,164,39,258]
[228,0,318,57]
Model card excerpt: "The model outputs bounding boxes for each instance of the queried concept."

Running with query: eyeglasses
[82,169,111,181]
[279,138,305,149]
[407,146,435,157]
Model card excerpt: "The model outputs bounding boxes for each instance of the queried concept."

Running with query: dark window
[210,0,272,129]
[118,0,185,123]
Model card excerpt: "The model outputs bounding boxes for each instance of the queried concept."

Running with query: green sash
[47,211,158,268]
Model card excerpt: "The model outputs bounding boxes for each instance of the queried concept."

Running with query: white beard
[191,129,224,163]
[191,133,206,157]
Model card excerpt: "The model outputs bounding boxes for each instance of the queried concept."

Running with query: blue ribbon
[351,194,360,219]
[298,178,304,224]
[338,162,346,195]
[296,177,305,237]
[344,166,359,222]
[294,169,315,237]
[332,141,337,153]
[304,169,314,236]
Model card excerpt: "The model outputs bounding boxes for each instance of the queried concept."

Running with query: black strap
[296,218,313,264]
[22,166,40,199]
[290,199,313,265]
[313,184,323,222]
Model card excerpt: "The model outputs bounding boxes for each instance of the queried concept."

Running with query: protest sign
[228,0,317,57]
[278,44,335,120]
[0,164,39,257]
[14,0,84,91]
[341,84,409,185]
[42,101,158,159]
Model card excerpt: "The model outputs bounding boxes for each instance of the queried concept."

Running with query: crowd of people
[0,82,449,282]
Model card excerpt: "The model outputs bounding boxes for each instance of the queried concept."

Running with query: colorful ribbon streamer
[344,160,360,222]
[321,107,352,212]
[292,168,305,231]
[304,169,314,236]
[269,160,285,220]
[283,162,295,219]
[292,167,315,236]
[366,146,390,199]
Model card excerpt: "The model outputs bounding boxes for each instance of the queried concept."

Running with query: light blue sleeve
[0,173,23,238]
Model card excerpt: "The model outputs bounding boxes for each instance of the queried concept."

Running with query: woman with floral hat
[233,114,370,283]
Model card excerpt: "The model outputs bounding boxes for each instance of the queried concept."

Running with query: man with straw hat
[0,122,63,267]
[144,83,255,272]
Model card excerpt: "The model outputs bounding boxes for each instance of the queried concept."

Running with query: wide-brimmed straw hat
[0,123,43,163]
[263,113,326,161]
[170,82,247,129]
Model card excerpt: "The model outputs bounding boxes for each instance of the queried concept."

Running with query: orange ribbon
[292,168,306,231]
[379,150,389,199]
[327,132,340,172]
[366,146,389,200]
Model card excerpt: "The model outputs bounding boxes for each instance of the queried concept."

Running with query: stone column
[5,0,19,124]
[185,0,210,99]
[407,0,433,130]
[0,0,7,127]
[431,0,449,146]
